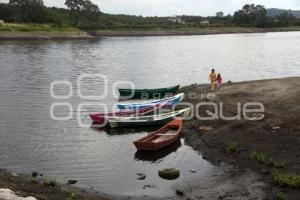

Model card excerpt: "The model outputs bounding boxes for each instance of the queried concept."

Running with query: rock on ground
[0,188,37,200]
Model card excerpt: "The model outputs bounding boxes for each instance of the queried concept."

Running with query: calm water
[0,32,300,197]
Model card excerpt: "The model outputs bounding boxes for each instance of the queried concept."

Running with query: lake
[0,31,299,198]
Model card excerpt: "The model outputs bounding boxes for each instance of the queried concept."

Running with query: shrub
[226,142,240,153]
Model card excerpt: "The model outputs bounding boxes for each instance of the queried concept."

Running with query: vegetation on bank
[0,0,300,32]
[0,23,79,32]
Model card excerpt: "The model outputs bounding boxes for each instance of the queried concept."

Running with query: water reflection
[0,32,300,196]
[134,139,182,163]
[91,123,161,136]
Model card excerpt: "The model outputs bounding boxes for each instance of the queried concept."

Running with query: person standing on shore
[216,73,222,89]
[209,69,217,91]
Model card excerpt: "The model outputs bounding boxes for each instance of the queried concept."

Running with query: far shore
[92,26,300,37]
[0,26,300,40]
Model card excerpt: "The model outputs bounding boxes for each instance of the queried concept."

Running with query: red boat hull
[89,106,157,126]
[133,118,182,151]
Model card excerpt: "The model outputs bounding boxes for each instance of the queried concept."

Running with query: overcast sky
[1,0,300,16]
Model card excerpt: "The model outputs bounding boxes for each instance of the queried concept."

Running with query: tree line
[0,0,100,28]
[0,1,299,29]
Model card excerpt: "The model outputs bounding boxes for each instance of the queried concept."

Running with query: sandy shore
[179,77,300,200]
[0,26,300,40]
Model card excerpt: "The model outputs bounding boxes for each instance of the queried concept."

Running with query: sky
[1,0,300,16]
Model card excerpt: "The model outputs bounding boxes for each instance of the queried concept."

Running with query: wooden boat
[118,85,180,100]
[133,118,183,151]
[90,106,159,126]
[117,93,184,110]
[108,108,190,128]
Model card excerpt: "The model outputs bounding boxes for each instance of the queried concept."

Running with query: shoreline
[0,77,299,199]
[0,169,108,200]
[179,76,300,200]
[92,26,300,37]
[0,26,300,40]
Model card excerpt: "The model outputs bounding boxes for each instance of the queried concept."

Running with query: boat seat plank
[152,129,177,143]
[153,136,173,143]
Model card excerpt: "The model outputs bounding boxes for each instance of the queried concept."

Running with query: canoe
[108,107,190,128]
[90,106,159,126]
[118,85,180,100]
[117,93,184,110]
[133,118,183,151]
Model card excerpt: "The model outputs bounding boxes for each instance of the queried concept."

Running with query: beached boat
[108,107,190,128]
[90,106,159,126]
[117,93,184,110]
[133,118,182,151]
[118,85,180,100]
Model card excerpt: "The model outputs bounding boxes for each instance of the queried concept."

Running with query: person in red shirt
[216,73,222,88]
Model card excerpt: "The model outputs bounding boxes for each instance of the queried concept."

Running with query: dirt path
[179,77,300,200]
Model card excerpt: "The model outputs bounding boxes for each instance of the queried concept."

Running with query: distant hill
[267,8,300,18]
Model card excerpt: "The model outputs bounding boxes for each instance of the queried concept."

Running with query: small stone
[143,184,156,189]
[11,172,18,177]
[159,168,180,180]
[190,169,196,173]
[136,173,146,180]
[32,171,39,178]
[260,169,269,174]
[176,188,184,196]
[67,179,78,185]
[199,126,214,131]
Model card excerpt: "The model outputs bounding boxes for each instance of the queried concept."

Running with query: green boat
[118,85,180,100]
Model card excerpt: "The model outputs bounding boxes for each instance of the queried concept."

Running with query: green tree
[9,0,46,23]
[277,11,296,26]
[65,0,100,27]
[0,3,11,21]
[234,4,267,27]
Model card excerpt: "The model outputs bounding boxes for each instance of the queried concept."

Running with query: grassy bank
[180,77,300,200]
[0,23,78,32]
[0,23,93,39]
[1,23,300,39]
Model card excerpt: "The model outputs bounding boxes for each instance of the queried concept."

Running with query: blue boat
[117,93,184,110]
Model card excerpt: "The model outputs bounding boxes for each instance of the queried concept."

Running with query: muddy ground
[0,169,109,200]
[179,77,300,200]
